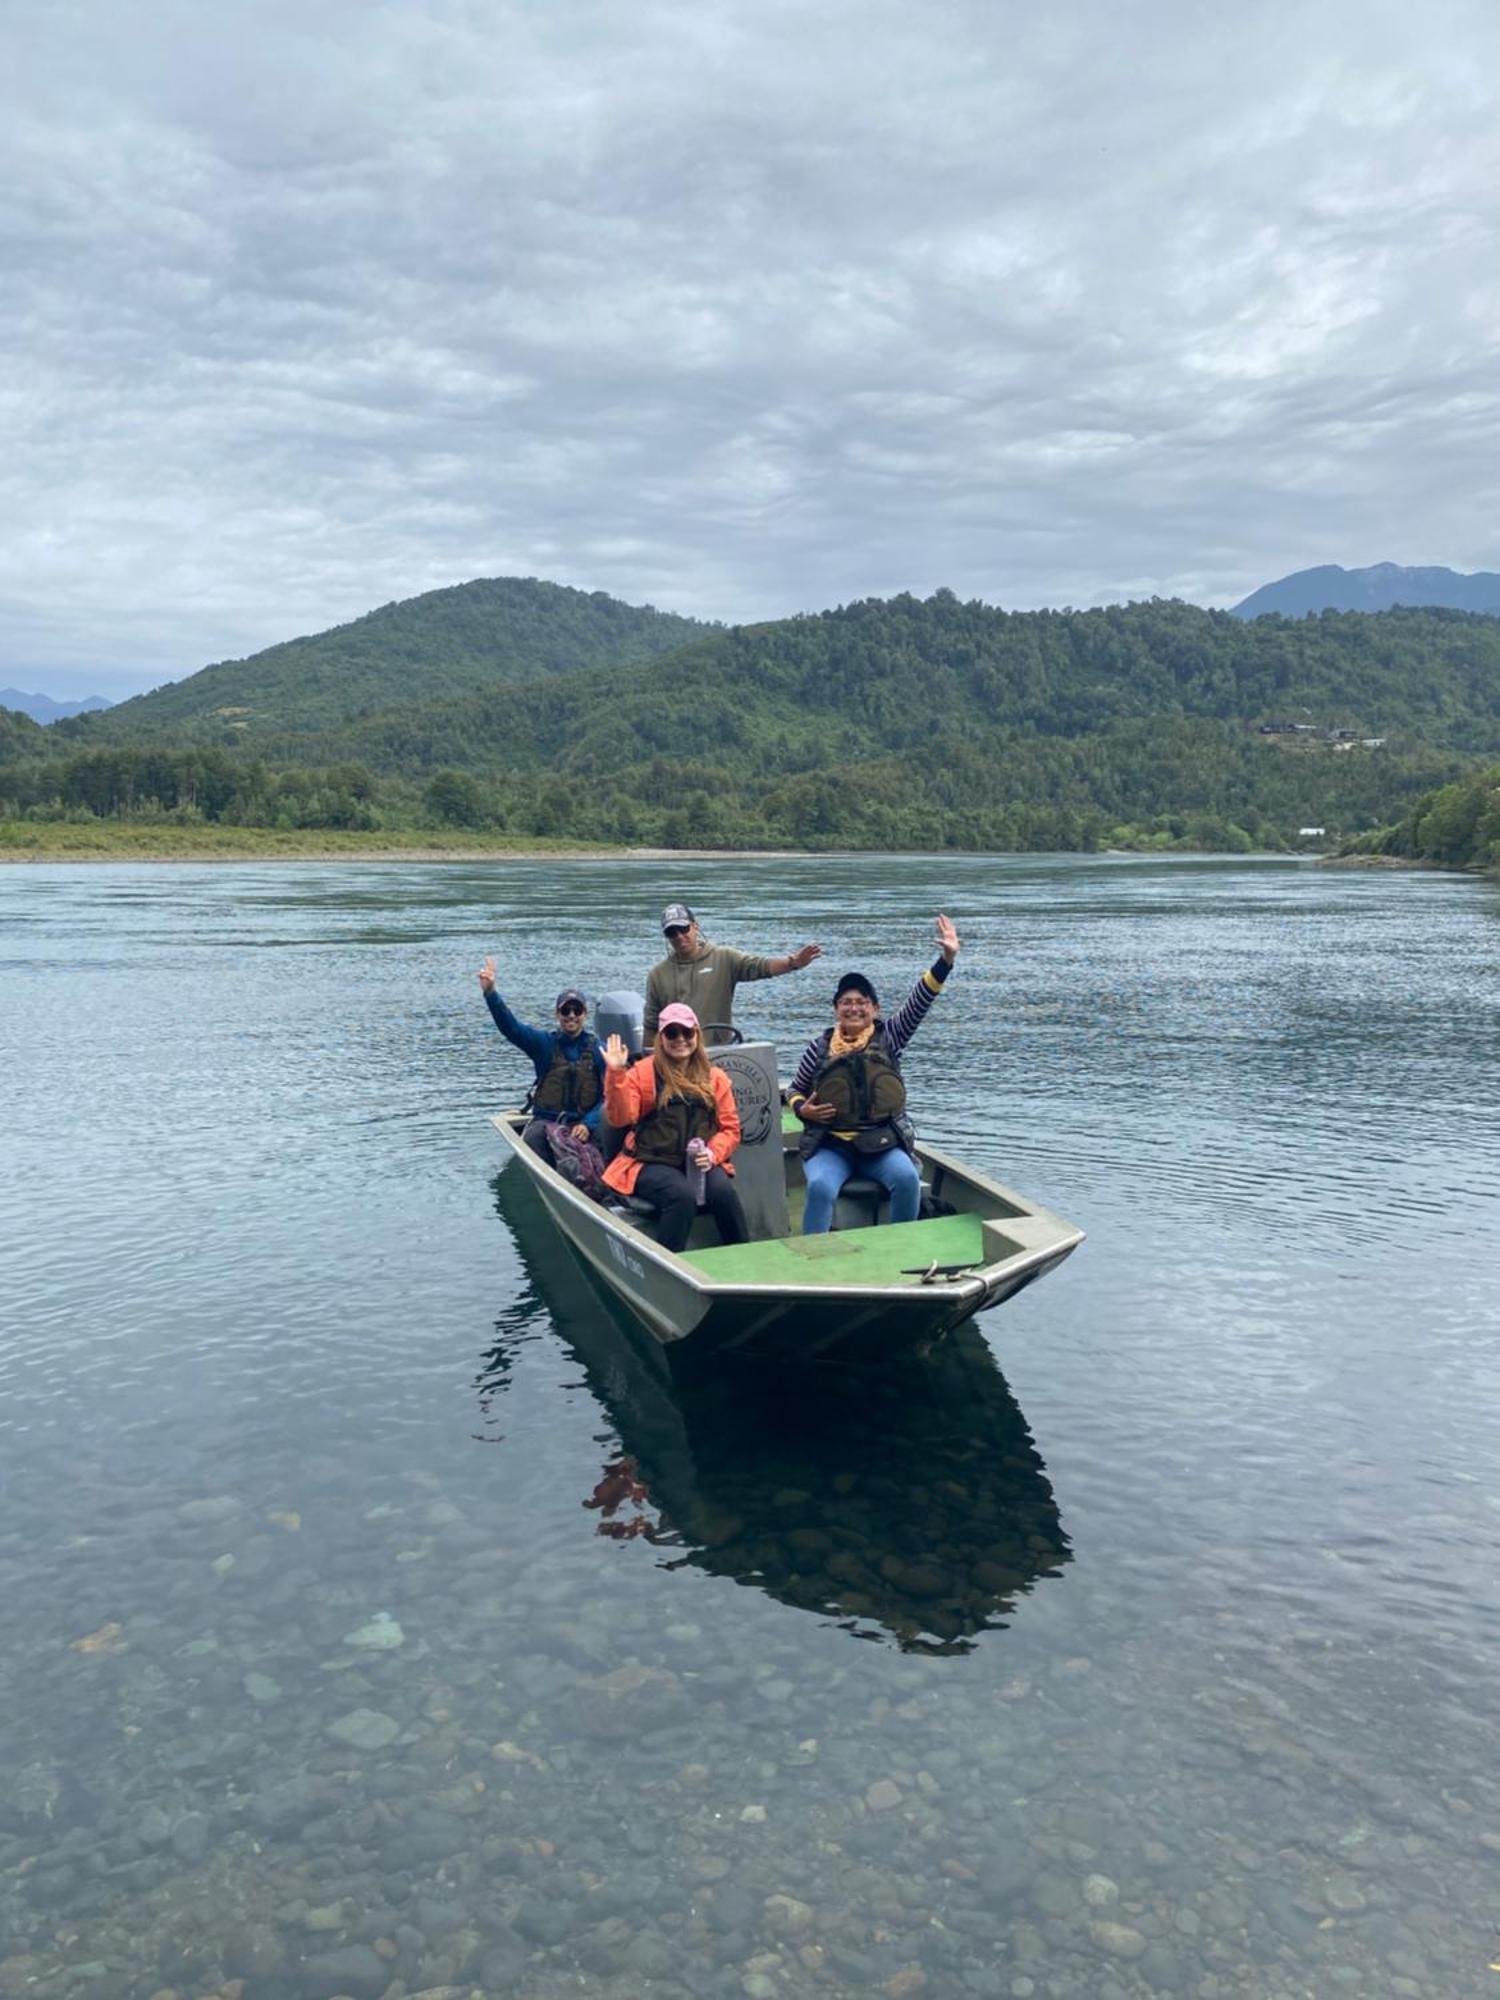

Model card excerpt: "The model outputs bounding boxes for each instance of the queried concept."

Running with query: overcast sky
[5,0,1500,699]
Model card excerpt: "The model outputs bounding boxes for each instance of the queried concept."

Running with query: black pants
[634,1163,749,1254]
[522,1117,560,1160]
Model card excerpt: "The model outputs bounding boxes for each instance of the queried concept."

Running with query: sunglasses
[557,1005,585,1018]
[660,1024,696,1042]
[664,926,690,939]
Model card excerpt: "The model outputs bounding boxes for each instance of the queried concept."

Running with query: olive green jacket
[644,939,774,1046]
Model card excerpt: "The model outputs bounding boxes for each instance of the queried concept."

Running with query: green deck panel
[679,1212,988,1288]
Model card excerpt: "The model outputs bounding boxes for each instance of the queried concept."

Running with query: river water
[1,854,1497,2000]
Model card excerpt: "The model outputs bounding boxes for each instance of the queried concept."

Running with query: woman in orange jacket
[601,1002,750,1253]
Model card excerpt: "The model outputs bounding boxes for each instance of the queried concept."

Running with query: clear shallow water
[2,854,1498,2000]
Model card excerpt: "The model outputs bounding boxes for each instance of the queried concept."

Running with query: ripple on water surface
[1,854,1498,1997]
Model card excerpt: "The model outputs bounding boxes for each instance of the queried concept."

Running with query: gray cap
[661,903,695,933]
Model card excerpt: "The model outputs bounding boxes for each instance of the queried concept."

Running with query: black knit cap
[833,971,879,1006]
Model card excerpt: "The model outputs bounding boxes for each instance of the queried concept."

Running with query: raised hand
[935,913,960,963]
[790,942,822,969]
[601,1033,631,1072]
[478,956,497,992]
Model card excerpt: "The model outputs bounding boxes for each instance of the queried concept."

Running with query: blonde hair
[653,1034,717,1108]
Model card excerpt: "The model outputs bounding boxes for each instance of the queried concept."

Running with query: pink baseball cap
[657,1003,700,1032]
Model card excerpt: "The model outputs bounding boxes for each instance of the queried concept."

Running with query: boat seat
[833,1176,886,1228]
[612,1194,683,1245]
[832,1175,927,1231]
[608,1194,722,1254]
[602,1195,659,1224]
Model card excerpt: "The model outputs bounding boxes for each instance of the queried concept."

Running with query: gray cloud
[4,0,1500,697]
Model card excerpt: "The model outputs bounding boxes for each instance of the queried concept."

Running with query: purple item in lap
[544,1123,608,1202]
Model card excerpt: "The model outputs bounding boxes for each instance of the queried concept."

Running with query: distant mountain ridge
[86,577,714,744]
[10,585,1500,854]
[60,587,1500,777]
[1233,563,1500,619]
[1,689,112,724]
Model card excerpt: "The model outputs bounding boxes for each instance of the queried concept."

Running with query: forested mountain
[9,590,1500,855]
[0,706,47,758]
[239,593,1500,774]
[79,577,713,743]
[1233,562,1500,619]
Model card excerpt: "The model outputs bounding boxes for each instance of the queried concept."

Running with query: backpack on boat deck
[544,1123,608,1202]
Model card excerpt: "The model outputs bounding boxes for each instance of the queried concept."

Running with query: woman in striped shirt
[787,914,960,1234]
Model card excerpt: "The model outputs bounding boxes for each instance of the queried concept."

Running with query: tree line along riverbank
[6,590,1500,865]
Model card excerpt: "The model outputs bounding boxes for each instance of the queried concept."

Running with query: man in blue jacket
[478,958,606,1160]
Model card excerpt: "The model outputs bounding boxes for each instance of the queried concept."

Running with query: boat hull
[491,1114,1082,1361]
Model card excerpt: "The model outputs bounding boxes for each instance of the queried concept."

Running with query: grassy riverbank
[0,821,620,863]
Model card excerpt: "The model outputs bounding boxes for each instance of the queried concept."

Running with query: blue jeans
[801,1141,922,1234]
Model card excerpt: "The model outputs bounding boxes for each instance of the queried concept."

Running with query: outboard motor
[593,990,645,1057]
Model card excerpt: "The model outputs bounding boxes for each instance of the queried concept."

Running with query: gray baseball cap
[661,903,695,933]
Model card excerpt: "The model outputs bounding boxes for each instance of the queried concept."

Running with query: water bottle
[689,1141,708,1209]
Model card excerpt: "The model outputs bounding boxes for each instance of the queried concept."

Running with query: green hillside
[1341,764,1500,870]
[10,589,1500,855]
[79,576,713,743]
[0,705,47,759]
[209,592,1497,774]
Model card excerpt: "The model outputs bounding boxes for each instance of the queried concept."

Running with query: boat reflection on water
[482,1167,1070,1655]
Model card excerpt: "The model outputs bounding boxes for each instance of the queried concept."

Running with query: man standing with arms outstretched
[644,904,822,1047]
